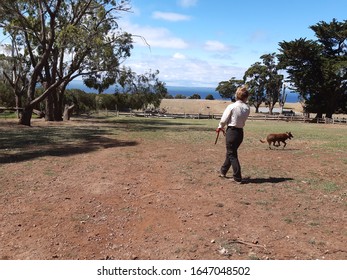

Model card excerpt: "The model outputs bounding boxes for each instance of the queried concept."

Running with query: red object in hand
[216,128,225,135]
[215,128,225,144]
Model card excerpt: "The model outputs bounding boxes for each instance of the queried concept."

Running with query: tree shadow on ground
[0,137,138,164]
[0,125,138,164]
[72,116,209,132]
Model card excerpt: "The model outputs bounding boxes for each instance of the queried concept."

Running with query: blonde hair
[235,86,249,101]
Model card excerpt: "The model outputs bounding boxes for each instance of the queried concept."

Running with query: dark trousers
[220,127,244,180]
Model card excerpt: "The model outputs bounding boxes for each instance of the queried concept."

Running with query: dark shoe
[232,178,243,184]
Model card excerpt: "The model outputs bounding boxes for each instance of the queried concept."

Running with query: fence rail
[110,110,347,125]
[247,114,347,124]
[2,108,347,125]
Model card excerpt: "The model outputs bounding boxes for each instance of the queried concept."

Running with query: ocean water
[67,81,300,103]
[166,86,300,103]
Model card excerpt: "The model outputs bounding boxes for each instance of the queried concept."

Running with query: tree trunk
[315,112,323,119]
[63,104,74,121]
[33,109,45,118]
[325,111,333,119]
[45,93,54,121]
[255,105,260,113]
[279,105,284,114]
[325,96,336,119]
[15,94,22,119]
[53,91,63,121]
[18,106,33,126]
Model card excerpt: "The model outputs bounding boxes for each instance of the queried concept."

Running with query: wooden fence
[247,114,347,124]
[2,108,347,125]
[110,110,347,125]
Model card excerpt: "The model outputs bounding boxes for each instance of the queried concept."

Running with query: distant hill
[160,99,303,115]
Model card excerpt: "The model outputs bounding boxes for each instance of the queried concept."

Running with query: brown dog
[260,132,294,149]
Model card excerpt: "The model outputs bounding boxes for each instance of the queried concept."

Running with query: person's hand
[216,128,225,135]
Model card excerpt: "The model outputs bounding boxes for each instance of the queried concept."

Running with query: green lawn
[1,116,346,152]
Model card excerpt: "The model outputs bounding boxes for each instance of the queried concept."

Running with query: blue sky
[119,0,347,87]
[0,0,345,88]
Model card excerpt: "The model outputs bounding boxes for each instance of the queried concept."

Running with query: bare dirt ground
[160,99,305,115]
[0,114,346,260]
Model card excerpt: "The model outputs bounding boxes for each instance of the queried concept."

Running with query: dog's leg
[267,140,272,149]
[282,141,286,149]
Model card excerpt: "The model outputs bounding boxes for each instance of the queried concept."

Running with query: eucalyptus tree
[215,77,243,101]
[0,78,14,108]
[0,0,133,125]
[114,67,168,110]
[243,62,267,113]
[242,54,283,114]
[278,19,347,118]
[260,53,283,115]
[0,41,30,117]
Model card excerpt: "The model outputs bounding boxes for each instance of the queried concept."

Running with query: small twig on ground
[228,239,268,250]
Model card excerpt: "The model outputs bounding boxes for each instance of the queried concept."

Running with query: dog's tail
[259,139,266,143]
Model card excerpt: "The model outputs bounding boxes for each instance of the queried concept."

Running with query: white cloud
[120,21,189,49]
[124,53,247,87]
[204,40,229,52]
[173,52,186,59]
[178,0,198,8]
[152,11,191,22]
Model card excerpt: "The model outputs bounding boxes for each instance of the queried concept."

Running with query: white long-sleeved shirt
[218,100,250,129]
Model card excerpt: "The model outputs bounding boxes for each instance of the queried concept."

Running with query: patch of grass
[0,112,17,119]
[256,200,269,206]
[2,116,346,153]
[243,166,271,179]
[320,182,341,192]
[309,222,320,227]
[294,187,305,194]
[120,206,133,213]
[311,180,342,193]
[309,238,316,245]
[284,217,293,224]
[246,121,347,151]
[248,253,261,260]
[43,169,57,176]
[71,213,90,222]
[145,225,154,233]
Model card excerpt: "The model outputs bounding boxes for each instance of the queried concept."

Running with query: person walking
[216,86,250,184]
